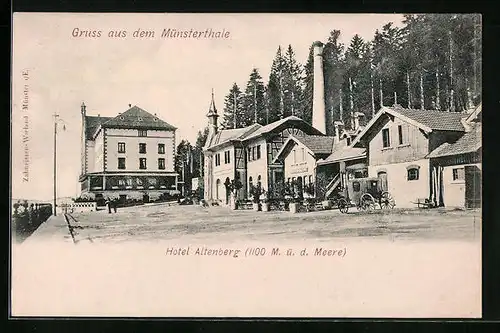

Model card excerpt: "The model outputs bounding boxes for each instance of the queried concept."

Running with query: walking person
[105,197,111,214]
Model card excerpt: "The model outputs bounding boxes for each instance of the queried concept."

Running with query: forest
[176,14,482,189]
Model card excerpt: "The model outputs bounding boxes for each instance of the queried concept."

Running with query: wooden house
[426,103,482,208]
[203,91,324,204]
[351,105,469,208]
[272,134,335,197]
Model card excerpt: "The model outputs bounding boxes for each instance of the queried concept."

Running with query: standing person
[105,197,111,214]
[113,199,118,213]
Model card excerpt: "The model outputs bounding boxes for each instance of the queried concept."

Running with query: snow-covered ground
[11,204,481,318]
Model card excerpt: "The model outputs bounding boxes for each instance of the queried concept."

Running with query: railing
[324,173,342,199]
[61,202,97,213]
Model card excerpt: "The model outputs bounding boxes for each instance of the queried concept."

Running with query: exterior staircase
[324,173,342,199]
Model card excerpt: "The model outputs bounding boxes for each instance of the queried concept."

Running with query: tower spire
[207,89,219,137]
[207,88,218,115]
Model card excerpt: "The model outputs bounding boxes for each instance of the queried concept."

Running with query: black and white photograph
[11,13,482,317]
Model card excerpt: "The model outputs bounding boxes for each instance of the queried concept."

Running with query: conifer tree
[241,68,267,125]
[266,46,287,122]
[221,83,244,129]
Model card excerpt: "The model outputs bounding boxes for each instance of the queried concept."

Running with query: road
[12,203,482,318]
[62,203,481,243]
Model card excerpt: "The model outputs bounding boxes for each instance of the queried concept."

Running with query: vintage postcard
[10,13,482,318]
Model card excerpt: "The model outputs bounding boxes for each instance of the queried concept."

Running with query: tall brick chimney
[312,41,326,135]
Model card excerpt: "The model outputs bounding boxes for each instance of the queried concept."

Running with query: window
[224,151,231,164]
[452,168,465,181]
[252,147,256,161]
[407,168,419,181]
[382,128,390,148]
[118,179,126,186]
[158,143,165,154]
[346,137,351,146]
[353,181,360,192]
[301,148,305,162]
[292,150,296,164]
[139,143,147,154]
[215,153,221,166]
[398,125,404,145]
[118,158,126,169]
[138,130,147,137]
[126,178,133,186]
[247,148,252,162]
[309,175,313,184]
[158,158,165,170]
[256,145,261,159]
[139,158,147,170]
[118,142,126,153]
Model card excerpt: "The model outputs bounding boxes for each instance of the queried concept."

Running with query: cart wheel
[338,198,349,214]
[380,192,396,209]
[360,193,376,211]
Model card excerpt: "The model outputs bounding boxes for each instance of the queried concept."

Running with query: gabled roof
[204,123,261,151]
[427,123,482,159]
[465,102,482,123]
[298,135,335,155]
[101,105,177,132]
[273,134,335,163]
[85,115,113,140]
[317,141,366,165]
[352,106,467,147]
[242,116,324,141]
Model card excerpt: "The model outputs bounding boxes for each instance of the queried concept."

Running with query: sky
[11,13,405,201]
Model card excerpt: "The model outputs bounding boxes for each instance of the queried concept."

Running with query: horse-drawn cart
[334,177,396,214]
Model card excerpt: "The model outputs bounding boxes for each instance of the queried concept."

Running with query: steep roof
[102,105,177,131]
[427,123,482,159]
[273,134,335,163]
[85,116,113,140]
[242,116,324,141]
[394,107,466,132]
[205,123,262,150]
[352,106,467,147]
[295,135,335,155]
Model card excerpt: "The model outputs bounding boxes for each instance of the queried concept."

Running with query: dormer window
[120,116,124,120]
[138,130,147,137]
[138,117,143,121]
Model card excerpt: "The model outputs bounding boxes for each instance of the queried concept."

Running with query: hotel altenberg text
[165,246,347,258]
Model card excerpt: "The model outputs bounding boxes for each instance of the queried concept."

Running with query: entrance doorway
[377,171,388,192]
[465,165,481,208]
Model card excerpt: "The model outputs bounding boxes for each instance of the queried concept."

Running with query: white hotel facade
[79,103,179,202]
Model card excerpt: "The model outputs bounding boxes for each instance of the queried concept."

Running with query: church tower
[203,90,218,201]
[207,89,219,140]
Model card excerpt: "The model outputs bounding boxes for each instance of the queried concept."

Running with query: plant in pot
[250,184,261,211]
[228,178,243,210]
[288,180,301,213]
[303,182,316,212]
